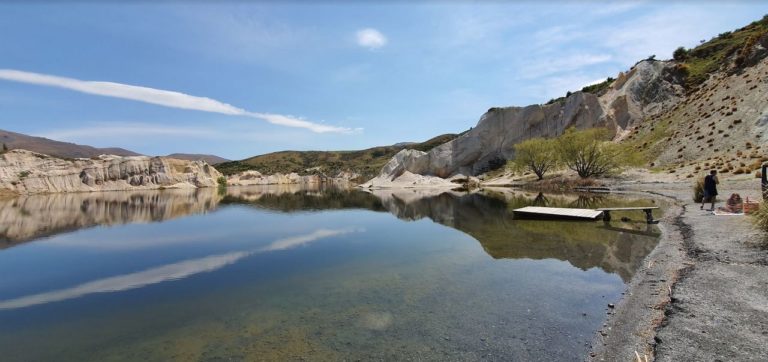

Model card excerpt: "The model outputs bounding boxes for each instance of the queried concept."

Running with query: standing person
[700,170,719,211]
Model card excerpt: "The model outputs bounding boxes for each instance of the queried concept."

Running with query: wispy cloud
[37,122,293,144]
[519,53,612,79]
[356,28,387,49]
[0,69,359,134]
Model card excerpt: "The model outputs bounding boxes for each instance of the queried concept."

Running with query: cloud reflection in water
[0,228,362,310]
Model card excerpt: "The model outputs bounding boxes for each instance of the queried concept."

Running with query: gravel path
[590,179,768,361]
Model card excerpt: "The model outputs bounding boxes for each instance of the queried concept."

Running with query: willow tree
[556,127,625,178]
[513,137,560,180]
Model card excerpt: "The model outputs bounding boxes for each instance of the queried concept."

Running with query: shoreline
[590,179,768,361]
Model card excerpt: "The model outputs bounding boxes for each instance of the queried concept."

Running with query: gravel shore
[590,179,768,361]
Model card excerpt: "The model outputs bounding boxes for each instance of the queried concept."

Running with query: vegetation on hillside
[216,133,458,179]
[546,14,767,105]
[512,137,560,180]
[557,128,632,178]
[580,77,615,95]
[672,14,768,89]
[508,128,633,179]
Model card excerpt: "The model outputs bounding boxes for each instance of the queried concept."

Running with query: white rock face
[227,171,322,186]
[370,60,684,181]
[0,150,222,194]
[227,169,361,186]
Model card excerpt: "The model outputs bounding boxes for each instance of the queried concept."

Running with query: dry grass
[750,200,768,232]
[519,176,601,192]
[693,178,705,202]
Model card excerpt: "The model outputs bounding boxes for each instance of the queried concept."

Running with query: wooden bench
[596,207,660,224]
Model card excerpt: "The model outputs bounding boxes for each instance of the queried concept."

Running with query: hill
[165,153,230,165]
[215,133,459,180]
[0,129,141,159]
[367,14,768,183]
[622,15,768,177]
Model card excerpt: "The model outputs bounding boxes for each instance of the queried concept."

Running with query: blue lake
[0,186,660,361]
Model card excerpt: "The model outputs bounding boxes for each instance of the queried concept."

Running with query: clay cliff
[367,60,684,184]
[367,17,768,185]
[0,149,222,194]
[226,170,359,186]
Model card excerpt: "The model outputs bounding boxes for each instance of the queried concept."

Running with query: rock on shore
[0,149,222,194]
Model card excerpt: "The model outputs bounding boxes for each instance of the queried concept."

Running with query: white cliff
[368,60,685,183]
[0,150,222,194]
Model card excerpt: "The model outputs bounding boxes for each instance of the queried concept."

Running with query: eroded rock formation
[368,60,685,183]
[0,150,222,194]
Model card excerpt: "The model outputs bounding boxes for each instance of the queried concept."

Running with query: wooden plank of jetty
[512,206,604,220]
[596,207,660,224]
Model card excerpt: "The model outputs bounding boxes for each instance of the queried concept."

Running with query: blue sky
[1,2,766,159]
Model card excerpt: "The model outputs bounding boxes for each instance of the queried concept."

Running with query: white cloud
[0,69,358,134]
[260,228,362,252]
[356,28,387,49]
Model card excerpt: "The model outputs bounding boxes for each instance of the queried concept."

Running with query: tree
[556,127,626,178]
[513,137,560,180]
[673,46,688,61]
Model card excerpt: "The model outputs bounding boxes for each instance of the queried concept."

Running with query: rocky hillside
[368,15,768,184]
[0,129,140,158]
[371,60,684,181]
[0,149,222,194]
[625,17,768,178]
[216,133,458,181]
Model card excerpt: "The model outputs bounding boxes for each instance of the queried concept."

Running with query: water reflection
[0,228,360,310]
[0,185,662,361]
[0,185,660,282]
[0,189,222,248]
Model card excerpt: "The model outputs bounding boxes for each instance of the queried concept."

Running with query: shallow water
[0,186,660,361]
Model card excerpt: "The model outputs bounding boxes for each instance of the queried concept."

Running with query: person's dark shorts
[703,190,716,201]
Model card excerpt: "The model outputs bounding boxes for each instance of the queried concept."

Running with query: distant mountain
[215,133,460,180]
[166,153,230,165]
[0,129,141,159]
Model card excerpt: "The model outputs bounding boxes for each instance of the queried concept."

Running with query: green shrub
[556,128,628,178]
[512,137,560,180]
[673,46,689,61]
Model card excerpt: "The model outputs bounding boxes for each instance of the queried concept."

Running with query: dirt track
[589,179,768,361]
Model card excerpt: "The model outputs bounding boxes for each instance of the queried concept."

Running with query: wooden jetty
[513,206,661,224]
[574,186,612,193]
[512,206,604,220]
[596,207,660,224]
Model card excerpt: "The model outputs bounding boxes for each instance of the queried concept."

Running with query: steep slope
[216,133,458,181]
[624,17,768,177]
[0,129,140,158]
[166,153,230,165]
[369,15,768,183]
[372,60,684,180]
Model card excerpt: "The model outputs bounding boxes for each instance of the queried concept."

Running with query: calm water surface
[0,186,661,361]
